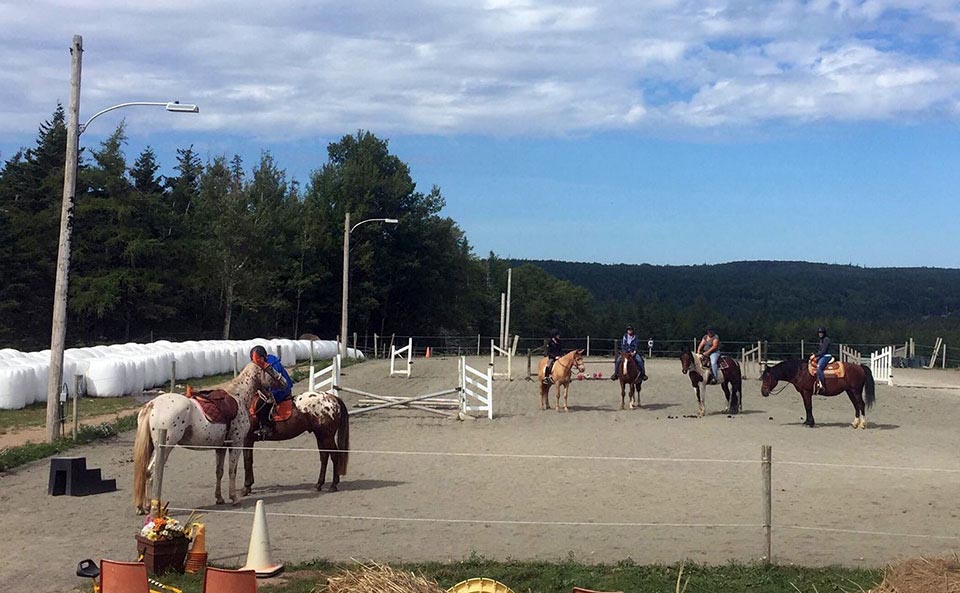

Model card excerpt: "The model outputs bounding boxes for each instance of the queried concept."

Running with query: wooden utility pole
[340,212,350,360]
[46,35,83,443]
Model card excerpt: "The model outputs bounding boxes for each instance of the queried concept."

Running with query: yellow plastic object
[447,577,516,593]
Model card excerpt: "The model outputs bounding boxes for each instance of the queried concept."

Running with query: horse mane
[767,358,803,378]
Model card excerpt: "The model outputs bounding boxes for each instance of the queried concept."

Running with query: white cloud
[0,0,958,140]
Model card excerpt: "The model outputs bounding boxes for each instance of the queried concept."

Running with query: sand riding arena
[1,356,959,593]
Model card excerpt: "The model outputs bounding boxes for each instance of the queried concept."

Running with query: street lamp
[340,213,399,360]
[45,35,199,442]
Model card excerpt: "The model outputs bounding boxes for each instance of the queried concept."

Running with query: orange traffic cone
[425,347,432,358]
[241,500,284,577]
[184,524,208,573]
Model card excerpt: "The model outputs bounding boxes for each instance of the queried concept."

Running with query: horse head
[760,365,776,397]
[679,347,692,374]
[573,349,586,373]
[234,361,286,405]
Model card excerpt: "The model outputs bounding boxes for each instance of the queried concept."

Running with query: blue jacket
[620,333,640,354]
[266,354,294,402]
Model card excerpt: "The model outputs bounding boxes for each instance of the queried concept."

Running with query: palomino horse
[133,361,284,513]
[243,390,350,494]
[537,349,585,411]
[617,350,644,410]
[679,346,743,416]
[761,358,875,428]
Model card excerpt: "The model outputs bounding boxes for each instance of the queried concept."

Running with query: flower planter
[135,534,189,575]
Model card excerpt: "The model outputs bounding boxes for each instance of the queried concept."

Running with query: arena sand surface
[2,357,958,592]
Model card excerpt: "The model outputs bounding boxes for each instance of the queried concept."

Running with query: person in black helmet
[813,327,833,393]
[543,329,562,385]
[611,324,647,381]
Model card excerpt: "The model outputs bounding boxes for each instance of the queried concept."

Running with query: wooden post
[527,349,532,379]
[477,334,481,356]
[72,374,82,440]
[943,343,947,369]
[233,352,238,377]
[353,332,358,358]
[504,268,512,352]
[586,335,590,357]
[278,344,282,363]
[310,340,315,366]
[169,360,176,393]
[153,428,167,508]
[800,339,804,358]
[499,293,506,350]
[45,35,83,443]
[762,445,772,564]
[372,335,377,361]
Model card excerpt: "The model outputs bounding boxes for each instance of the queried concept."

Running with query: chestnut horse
[617,350,644,410]
[244,390,350,494]
[761,358,875,428]
[537,349,585,411]
[679,346,743,416]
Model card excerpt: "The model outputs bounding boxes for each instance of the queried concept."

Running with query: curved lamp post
[340,214,399,360]
[45,35,199,442]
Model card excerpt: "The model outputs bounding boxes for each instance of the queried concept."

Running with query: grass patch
[91,559,881,593]
[0,414,138,472]
[0,396,142,435]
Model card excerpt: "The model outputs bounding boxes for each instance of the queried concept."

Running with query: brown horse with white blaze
[617,350,644,410]
[679,346,743,416]
[537,349,585,411]
[760,358,875,428]
[244,389,350,494]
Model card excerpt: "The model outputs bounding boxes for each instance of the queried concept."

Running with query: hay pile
[870,556,960,593]
[319,562,447,593]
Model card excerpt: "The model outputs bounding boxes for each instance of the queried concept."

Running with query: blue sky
[1,0,959,267]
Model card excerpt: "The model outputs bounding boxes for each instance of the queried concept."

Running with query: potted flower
[136,509,197,575]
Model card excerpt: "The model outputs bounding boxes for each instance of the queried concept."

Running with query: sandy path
[1,357,958,592]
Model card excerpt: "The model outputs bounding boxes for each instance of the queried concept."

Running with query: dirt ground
[2,356,958,592]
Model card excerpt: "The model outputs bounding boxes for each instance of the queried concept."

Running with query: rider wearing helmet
[696,326,721,384]
[611,324,647,382]
[814,327,833,393]
[543,329,563,385]
[250,345,294,439]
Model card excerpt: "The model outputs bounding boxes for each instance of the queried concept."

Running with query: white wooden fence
[460,356,493,419]
[489,336,519,381]
[390,338,413,377]
[740,341,762,379]
[839,344,861,365]
[870,346,894,385]
[308,354,341,392]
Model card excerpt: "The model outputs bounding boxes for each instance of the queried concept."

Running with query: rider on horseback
[250,345,294,439]
[611,324,647,382]
[814,327,833,394]
[543,329,562,385]
[696,326,721,385]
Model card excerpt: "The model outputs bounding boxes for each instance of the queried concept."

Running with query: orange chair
[100,559,149,593]
[572,588,624,593]
[202,567,258,593]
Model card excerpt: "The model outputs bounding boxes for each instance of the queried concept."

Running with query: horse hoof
[316,484,323,492]
[231,500,240,507]
[215,498,226,505]
[329,484,338,492]
[857,420,867,429]
[241,487,251,496]
[136,508,148,516]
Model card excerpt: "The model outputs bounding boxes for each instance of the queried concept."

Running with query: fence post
[762,444,772,564]
[278,345,282,363]
[169,360,176,393]
[72,374,82,440]
[586,335,590,357]
[527,349,532,379]
[153,428,168,510]
[800,339,804,358]
[233,352,238,377]
[353,332,358,358]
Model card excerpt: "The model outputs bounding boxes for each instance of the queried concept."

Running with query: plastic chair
[100,559,149,593]
[571,588,624,593]
[202,567,258,593]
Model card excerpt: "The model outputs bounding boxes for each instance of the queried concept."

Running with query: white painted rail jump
[390,338,413,377]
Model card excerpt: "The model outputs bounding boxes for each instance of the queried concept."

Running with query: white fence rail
[871,346,894,385]
[489,336,518,381]
[460,356,493,419]
[390,338,413,378]
[839,344,861,365]
[308,354,341,393]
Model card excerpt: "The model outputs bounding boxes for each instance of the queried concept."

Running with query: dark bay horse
[243,390,350,493]
[537,349,586,411]
[760,358,875,428]
[617,350,644,410]
[680,347,743,416]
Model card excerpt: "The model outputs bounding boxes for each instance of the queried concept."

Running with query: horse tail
[861,364,876,410]
[133,402,154,511]
[336,396,350,476]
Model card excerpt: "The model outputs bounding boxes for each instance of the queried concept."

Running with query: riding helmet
[817,327,827,334]
[706,326,715,333]
[550,328,560,338]
[625,325,634,331]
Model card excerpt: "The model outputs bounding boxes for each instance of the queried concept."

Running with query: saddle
[808,356,846,379]
[186,387,239,424]
[247,398,294,423]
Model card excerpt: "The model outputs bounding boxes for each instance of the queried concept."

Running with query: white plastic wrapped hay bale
[85,358,128,397]
[0,364,31,409]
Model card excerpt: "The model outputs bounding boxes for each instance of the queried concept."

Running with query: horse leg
[620,382,626,410]
[802,391,815,427]
[846,388,867,429]
[563,383,569,412]
[326,433,340,492]
[315,431,329,491]
[629,385,636,410]
[228,447,241,506]
[215,448,226,504]
[697,384,705,417]
[242,433,256,496]
[721,383,732,414]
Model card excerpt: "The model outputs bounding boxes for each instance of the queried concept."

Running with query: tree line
[1,107,957,357]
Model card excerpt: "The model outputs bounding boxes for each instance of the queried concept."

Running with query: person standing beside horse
[813,327,833,394]
[611,325,647,382]
[543,329,563,385]
[250,345,294,439]
[696,327,721,384]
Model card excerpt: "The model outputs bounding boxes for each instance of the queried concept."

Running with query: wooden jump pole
[169,360,176,393]
[762,444,772,564]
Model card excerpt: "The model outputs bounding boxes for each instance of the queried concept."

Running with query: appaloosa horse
[761,357,875,428]
[680,346,743,416]
[243,390,350,494]
[537,349,585,411]
[133,361,284,513]
[617,350,644,410]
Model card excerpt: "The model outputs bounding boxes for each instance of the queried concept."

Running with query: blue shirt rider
[250,345,294,439]
[611,325,647,381]
[814,327,833,391]
[696,327,721,384]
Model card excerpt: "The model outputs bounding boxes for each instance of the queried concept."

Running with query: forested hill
[516,260,960,321]
[506,260,960,347]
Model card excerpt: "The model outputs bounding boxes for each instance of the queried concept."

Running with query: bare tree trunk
[223,279,233,339]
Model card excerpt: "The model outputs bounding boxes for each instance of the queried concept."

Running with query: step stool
[48,456,117,496]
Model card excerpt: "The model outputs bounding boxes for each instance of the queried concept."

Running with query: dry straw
[316,561,447,593]
[868,555,960,593]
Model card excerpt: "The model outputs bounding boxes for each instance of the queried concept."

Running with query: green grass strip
[0,414,138,472]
